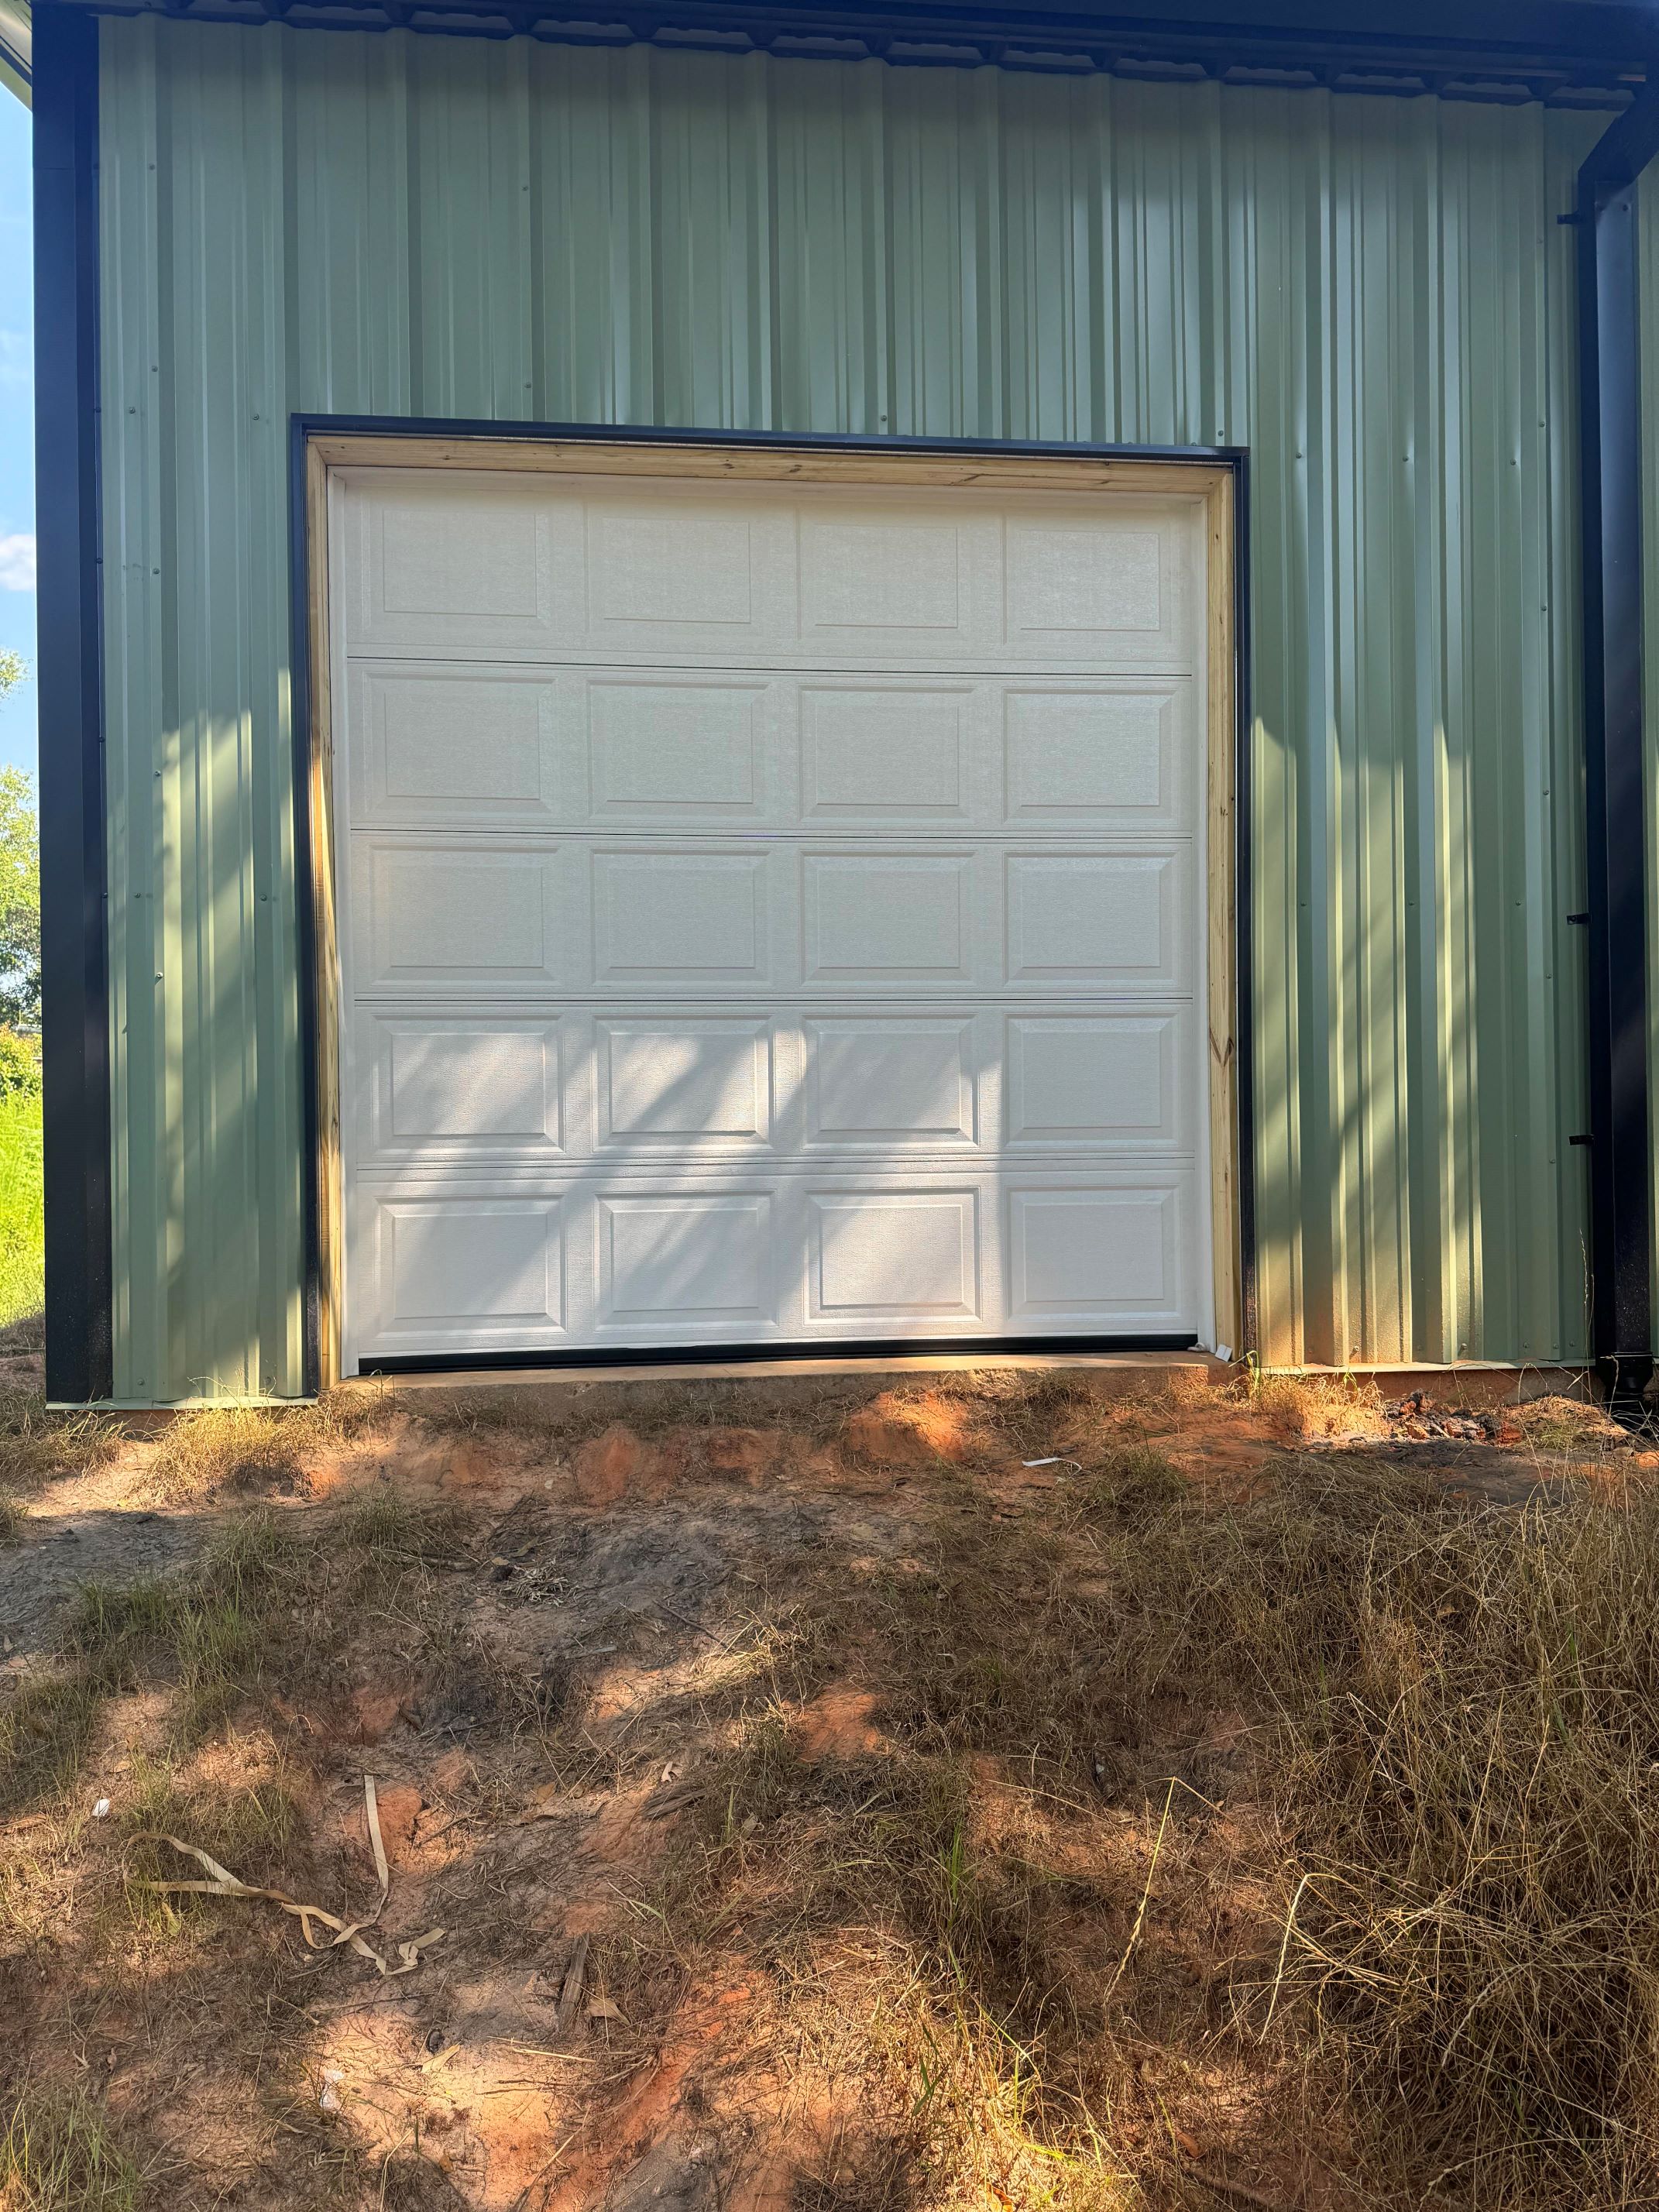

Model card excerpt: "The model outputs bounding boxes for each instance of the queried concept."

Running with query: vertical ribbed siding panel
[101,15,167,1402]
[289,33,413,418]
[95,19,1613,1396]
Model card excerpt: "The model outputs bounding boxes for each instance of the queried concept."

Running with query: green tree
[0,768,40,1030]
[0,653,25,704]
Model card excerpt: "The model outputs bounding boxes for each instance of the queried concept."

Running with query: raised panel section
[589,505,757,629]
[592,850,772,985]
[1007,1014,1182,1148]
[1009,526,1160,633]
[599,1020,771,1147]
[597,1194,773,1324]
[586,675,767,819]
[1005,852,1181,987]
[363,1018,562,1162]
[1008,1187,1181,1319]
[805,1018,976,1146]
[801,682,972,820]
[1004,506,1193,666]
[356,842,562,993]
[349,476,555,654]
[808,1191,979,1318]
[349,665,558,827]
[366,1197,563,1351]
[1004,682,1188,828]
[803,854,974,984]
[802,517,962,631]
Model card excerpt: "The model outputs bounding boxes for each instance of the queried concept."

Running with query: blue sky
[0,88,32,780]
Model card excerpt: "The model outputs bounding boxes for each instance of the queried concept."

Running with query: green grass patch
[0,2091,143,2210]
[0,1081,43,1334]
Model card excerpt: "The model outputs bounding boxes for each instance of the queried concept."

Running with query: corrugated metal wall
[96,13,1608,1400]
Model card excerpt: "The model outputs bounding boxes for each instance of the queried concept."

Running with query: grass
[0,2093,143,2211]
[1,1492,469,1824]
[0,1084,43,1336]
[9,1371,1659,2207]
[599,1440,1659,2209]
[143,1391,392,1503]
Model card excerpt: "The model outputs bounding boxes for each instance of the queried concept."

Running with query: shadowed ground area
[2,1367,1657,2210]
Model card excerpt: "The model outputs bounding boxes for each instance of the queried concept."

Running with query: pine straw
[616,1448,1659,2209]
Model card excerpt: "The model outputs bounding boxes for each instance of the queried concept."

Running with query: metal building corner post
[33,3,112,1403]
[1578,88,1659,1411]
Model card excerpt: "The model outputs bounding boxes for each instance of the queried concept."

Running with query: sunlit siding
[98,12,1606,1397]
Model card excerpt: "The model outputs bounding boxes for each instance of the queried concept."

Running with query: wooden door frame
[292,418,1250,1389]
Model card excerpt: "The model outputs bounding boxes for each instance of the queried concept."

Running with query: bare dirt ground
[2,1366,1657,2212]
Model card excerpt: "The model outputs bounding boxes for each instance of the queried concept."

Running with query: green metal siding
[97,14,1606,1399]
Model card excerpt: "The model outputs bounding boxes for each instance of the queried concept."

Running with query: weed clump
[0,2091,143,2210]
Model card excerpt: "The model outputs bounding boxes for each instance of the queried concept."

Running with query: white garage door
[331,461,1211,1368]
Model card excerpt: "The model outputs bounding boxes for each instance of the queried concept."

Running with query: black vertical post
[33,5,112,1403]
[1578,91,1659,1412]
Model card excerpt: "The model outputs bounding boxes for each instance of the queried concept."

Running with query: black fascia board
[34,0,1659,96]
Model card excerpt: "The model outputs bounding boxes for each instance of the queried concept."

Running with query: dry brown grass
[2,1491,472,1826]
[8,1377,1659,2209]
[0,1392,120,1503]
[596,1442,1659,2208]
[141,1388,394,1502]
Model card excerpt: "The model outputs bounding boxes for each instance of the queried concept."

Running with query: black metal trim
[362,1332,1203,1376]
[35,5,112,1405]
[1577,97,1659,1412]
[1231,455,1256,1362]
[288,434,323,1398]
[292,416,1254,1382]
[50,0,1659,108]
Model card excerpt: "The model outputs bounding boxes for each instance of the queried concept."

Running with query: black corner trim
[291,418,1255,1375]
[1231,452,1257,1364]
[1577,94,1659,1412]
[288,430,321,1400]
[36,6,112,1405]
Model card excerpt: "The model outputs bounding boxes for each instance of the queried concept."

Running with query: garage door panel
[359,1195,565,1355]
[596,1018,774,1149]
[1007,1183,1187,1324]
[345,476,558,656]
[342,472,1201,675]
[799,679,979,822]
[797,503,1001,657]
[356,1015,565,1165]
[1005,1011,1190,1150]
[591,847,778,986]
[802,851,980,987]
[584,674,775,820]
[336,465,1210,1363]
[348,663,562,828]
[579,497,799,655]
[1003,680,1193,830]
[1005,505,1195,664]
[352,840,569,994]
[807,1190,981,1322]
[802,1016,980,1148]
[1005,850,1188,988]
[596,1193,776,1329]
